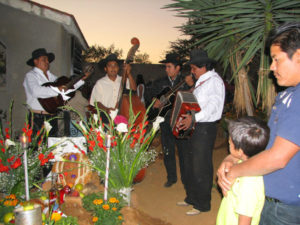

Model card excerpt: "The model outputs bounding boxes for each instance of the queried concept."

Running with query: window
[71,36,84,76]
[0,42,6,87]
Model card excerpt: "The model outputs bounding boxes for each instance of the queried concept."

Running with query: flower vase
[119,187,133,206]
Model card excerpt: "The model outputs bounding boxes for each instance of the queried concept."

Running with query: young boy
[216,116,270,225]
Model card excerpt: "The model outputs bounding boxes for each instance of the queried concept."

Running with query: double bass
[117,37,146,125]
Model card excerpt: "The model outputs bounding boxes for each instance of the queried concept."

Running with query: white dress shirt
[90,74,130,108]
[193,69,225,122]
[23,67,84,111]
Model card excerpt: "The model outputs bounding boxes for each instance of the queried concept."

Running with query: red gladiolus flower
[10,158,22,169]
[40,158,48,166]
[47,152,54,159]
[7,156,15,163]
[0,140,3,145]
[1,148,5,153]
[38,153,44,161]
[0,163,9,173]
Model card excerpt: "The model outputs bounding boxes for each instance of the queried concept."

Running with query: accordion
[170,91,201,139]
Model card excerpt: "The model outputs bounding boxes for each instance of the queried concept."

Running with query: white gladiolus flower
[5,139,16,147]
[116,123,128,133]
[95,126,104,134]
[109,109,118,121]
[79,121,87,133]
[44,121,52,133]
[93,114,99,123]
[153,116,164,131]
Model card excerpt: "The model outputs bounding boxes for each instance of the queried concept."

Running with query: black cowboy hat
[159,53,186,64]
[98,54,124,68]
[26,48,55,66]
[186,49,216,67]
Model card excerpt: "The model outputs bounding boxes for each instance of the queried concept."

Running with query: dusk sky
[33,0,188,63]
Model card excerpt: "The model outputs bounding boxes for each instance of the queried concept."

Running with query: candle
[20,134,28,149]
[20,133,30,201]
[104,135,111,202]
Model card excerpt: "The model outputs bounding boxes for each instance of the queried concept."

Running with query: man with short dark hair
[217,22,300,224]
[89,54,136,116]
[149,53,193,188]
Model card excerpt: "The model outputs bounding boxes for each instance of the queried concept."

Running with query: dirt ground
[128,128,229,225]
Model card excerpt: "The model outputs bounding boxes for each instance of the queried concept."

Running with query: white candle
[20,134,30,201]
[104,135,111,202]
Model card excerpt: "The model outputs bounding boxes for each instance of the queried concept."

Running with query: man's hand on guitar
[177,113,192,130]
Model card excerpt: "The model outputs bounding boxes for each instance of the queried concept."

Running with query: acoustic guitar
[38,64,94,114]
[147,79,186,121]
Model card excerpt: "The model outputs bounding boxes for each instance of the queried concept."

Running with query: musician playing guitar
[23,48,91,137]
[89,53,137,123]
[147,53,194,188]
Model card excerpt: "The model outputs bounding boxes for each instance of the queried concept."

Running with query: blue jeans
[259,200,300,225]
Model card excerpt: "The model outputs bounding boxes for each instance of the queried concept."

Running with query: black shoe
[164,180,177,188]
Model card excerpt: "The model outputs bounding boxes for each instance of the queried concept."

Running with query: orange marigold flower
[112,207,117,211]
[102,204,110,210]
[109,197,118,203]
[93,199,103,205]
[118,216,123,220]
[92,217,98,222]
[51,212,62,222]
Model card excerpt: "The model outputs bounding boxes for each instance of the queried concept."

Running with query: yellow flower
[51,212,62,222]
[93,199,103,205]
[92,216,98,222]
[112,207,117,211]
[109,197,118,203]
[102,204,110,210]
[118,216,123,220]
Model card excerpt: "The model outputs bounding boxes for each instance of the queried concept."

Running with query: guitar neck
[65,74,84,89]
[164,79,185,99]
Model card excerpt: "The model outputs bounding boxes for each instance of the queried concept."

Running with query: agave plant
[165,0,300,115]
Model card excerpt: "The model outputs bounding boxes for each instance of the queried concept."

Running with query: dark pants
[28,112,58,137]
[160,121,184,183]
[179,122,217,212]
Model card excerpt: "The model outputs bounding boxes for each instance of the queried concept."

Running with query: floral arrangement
[65,98,163,191]
[82,192,125,225]
[0,102,56,197]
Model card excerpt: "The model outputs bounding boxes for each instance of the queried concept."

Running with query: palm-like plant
[165,0,300,115]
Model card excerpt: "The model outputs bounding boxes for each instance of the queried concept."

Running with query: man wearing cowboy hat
[148,53,194,188]
[89,54,136,117]
[176,49,225,215]
[23,48,89,136]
